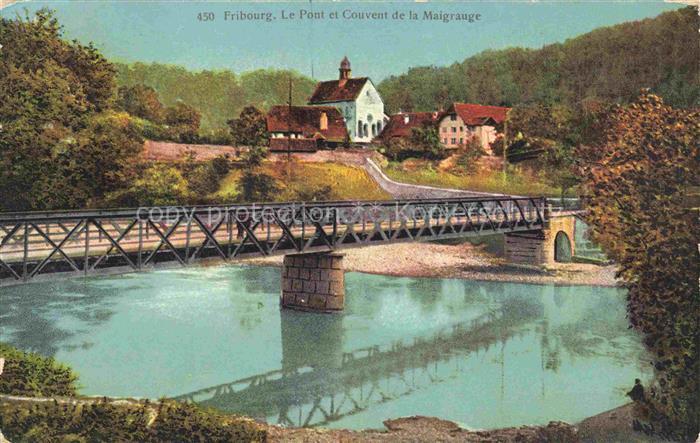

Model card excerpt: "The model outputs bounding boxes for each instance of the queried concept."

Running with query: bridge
[0,196,577,310]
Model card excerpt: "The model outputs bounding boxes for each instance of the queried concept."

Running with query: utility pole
[503,108,510,182]
[287,75,293,179]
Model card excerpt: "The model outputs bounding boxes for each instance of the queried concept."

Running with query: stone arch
[554,231,572,263]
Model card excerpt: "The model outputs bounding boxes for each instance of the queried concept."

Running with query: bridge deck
[0,197,546,285]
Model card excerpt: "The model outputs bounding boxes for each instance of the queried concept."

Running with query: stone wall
[504,215,576,265]
[281,252,345,312]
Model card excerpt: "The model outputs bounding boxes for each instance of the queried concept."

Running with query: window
[459,138,463,144]
[358,120,363,137]
[363,123,368,137]
[451,138,457,144]
[451,127,457,133]
[442,127,447,133]
[442,138,447,144]
[376,121,382,132]
[459,126,463,132]
[450,115,457,121]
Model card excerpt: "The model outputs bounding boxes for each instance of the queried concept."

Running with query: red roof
[308,77,369,103]
[377,112,442,140]
[266,106,347,142]
[444,103,510,126]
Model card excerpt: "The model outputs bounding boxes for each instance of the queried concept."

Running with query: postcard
[0,0,698,441]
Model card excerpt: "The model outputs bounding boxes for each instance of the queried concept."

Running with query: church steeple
[339,56,351,86]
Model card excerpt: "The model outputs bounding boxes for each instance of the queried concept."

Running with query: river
[0,264,650,430]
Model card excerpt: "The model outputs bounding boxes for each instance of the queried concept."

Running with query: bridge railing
[0,196,546,285]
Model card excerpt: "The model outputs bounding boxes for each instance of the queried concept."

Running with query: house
[437,103,510,154]
[375,111,442,142]
[308,57,387,144]
[266,105,347,152]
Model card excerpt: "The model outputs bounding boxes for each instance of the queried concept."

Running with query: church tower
[338,56,351,86]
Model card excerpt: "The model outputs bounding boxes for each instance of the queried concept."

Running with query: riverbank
[242,241,620,287]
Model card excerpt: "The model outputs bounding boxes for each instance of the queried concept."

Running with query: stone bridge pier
[280,252,345,312]
[504,215,577,266]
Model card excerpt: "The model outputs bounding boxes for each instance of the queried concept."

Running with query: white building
[308,57,387,144]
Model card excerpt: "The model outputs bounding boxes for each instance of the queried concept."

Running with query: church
[308,57,387,144]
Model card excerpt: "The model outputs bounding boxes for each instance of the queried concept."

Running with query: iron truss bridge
[0,196,546,285]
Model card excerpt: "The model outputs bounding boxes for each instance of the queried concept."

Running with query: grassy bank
[217,161,391,201]
[0,343,266,442]
[383,161,565,197]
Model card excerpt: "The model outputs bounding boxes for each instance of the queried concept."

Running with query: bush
[108,163,191,207]
[0,399,266,443]
[293,184,332,202]
[238,172,278,203]
[453,137,486,174]
[0,343,78,397]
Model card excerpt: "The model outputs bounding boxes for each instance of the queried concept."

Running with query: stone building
[308,57,387,144]
[437,103,510,154]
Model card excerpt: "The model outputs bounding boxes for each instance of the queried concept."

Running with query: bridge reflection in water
[173,297,541,428]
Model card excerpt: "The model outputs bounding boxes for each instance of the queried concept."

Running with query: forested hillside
[114,7,698,128]
[115,63,317,129]
[378,7,699,112]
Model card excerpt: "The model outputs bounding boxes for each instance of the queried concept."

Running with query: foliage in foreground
[0,399,266,443]
[0,343,78,398]
[577,92,699,441]
[0,10,143,211]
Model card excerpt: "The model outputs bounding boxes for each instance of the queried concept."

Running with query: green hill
[115,63,317,130]
[115,7,698,130]
[378,7,699,112]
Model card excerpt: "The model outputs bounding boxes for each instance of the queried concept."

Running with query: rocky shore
[242,241,620,287]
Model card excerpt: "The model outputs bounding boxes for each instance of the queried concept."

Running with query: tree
[227,106,268,147]
[164,102,201,143]
[117,85,165,123]
[0,9,141,211]
[410,124,445,160]
[506,102,609,197]
[577,91,699,441]
[227,107,276,202]
[378,8,699,112]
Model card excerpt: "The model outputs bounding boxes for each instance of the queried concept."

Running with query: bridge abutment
[504,215,576,265]
[280,252,345,312]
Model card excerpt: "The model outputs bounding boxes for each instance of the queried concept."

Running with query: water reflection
[0,266,650,430]
[0,279,127,356]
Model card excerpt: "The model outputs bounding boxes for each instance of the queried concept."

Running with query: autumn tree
[577,91,699,441]
[116,85,165,123]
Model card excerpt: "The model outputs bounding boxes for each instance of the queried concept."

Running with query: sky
[1,1,684,81]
